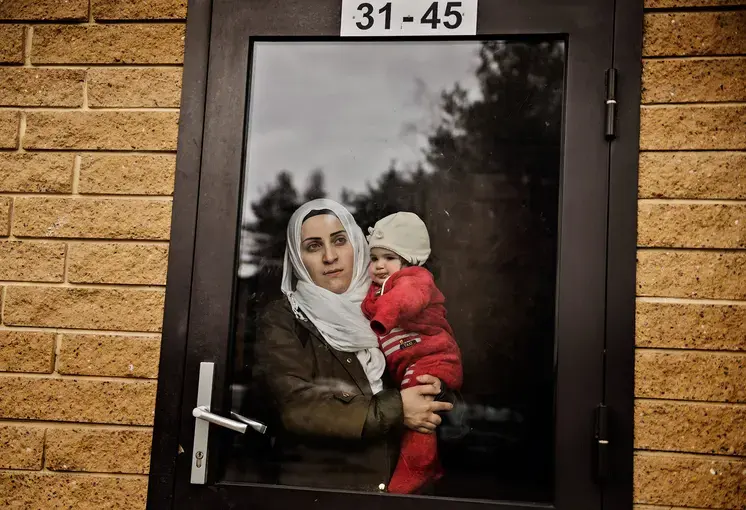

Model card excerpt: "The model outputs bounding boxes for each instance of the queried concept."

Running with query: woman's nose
[322,245,337,263]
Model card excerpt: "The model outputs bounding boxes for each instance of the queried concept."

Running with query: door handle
[193,406,248,434]
[191,406,267,435]
[190,362,268,484]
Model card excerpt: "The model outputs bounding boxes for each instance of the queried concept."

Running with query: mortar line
[638,198,746,205]
[0,286,6,326]
[0,280,165,290]
[88,0,93,23]
[636,246,746,254]
[634,447,746,461]
[16,112,26,154]
[635,346,746,356]
[0,371,157,383]
[2,106,181,112]
[6,196,14,239]
[0,418,154,430]
[71,155,81,195]
[642,100,746,107]
[10,148,177,154]
[635,397,746,408]
[636,296,746,306]
[0,64,184,69]
[40,427,47,470]
[23,26,32,67]
[641,102,746,109]
[2,149,177,156]
[643,55,746,62]
[62,242,70,284]
[81,72,89,111]
[0,468,149,479]
[53,333,62,374]
[639,149,746,154]
[0,192,172,200]
[1,237,170,246]
[643,53,746,60]
[633,450,746,462]
[0,325,161,337]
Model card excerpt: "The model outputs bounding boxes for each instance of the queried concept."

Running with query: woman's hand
[400,375,453,434]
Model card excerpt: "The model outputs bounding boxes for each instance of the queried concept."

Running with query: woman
[255,198,453,492]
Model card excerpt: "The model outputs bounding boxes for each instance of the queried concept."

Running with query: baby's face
[369,247,403,285]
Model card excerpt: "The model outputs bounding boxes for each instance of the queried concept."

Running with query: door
[148,0,639,509]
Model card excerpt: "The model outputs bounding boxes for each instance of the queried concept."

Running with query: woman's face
[300,214,354,294]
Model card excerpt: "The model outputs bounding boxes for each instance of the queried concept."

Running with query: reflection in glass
[226,39,565,502]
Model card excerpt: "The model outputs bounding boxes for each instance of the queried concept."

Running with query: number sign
[341,0,478,36]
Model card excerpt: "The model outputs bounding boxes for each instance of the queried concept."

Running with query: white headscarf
[281,199,385,394]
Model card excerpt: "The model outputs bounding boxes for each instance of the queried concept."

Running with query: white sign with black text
[340,0,478,37]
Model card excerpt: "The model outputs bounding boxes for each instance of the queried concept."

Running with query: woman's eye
[334,236,347,245]
[306,243,320,252]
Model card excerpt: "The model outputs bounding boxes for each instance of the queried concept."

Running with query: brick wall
[635,1,746,509]
[0,1,185,508]
[0,0,744,509]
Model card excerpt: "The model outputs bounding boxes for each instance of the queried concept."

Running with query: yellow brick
[637,251,746,299]
[24,111,179,151]
[80,154,175,195]
[636,301,746,351]
[93,0,187,20]
[68,243,168,285]
[0,111,19,149]
[634,454,746,508]
[45,427,152,474]
[88,67,182,107]
[0,153,74,193]
[0,330,56,373]
[642,58,746,104]
[13,197,172,240]
[643,12,746,56]
[635,400,746,455]
[0,241,66,282]
[639,152,746,200]
[58,334,160,378]
[640,105,746,151]
[32,24,185,64]
[0,68,85,107]
[0,472,147,510]
[4,286,165,332]
[0,197,10,237]
[638,203,746,249]
[0,376,156,424]
[0,425,44,470]
[0,25,24,64]
[0,0,88,20]
[636,350,745,402]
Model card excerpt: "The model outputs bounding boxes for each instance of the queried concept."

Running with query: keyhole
[195,451,204,468]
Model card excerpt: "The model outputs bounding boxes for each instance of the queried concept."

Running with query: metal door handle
[193,406,248,434]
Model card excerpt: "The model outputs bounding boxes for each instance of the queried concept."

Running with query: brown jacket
[255,298,404,492]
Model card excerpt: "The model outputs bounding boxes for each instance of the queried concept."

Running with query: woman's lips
[324,268,343,276]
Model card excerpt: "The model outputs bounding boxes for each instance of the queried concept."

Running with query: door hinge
[604,68,617,140]
[594,403,610,481]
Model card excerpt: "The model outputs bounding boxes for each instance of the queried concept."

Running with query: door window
[224,38,565,503]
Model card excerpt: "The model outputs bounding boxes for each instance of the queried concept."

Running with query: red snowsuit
[361,266,462,494]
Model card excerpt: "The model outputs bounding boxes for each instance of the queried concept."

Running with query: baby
[361,212,462,494]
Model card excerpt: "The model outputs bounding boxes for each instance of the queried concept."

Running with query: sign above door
[341,0,478,36]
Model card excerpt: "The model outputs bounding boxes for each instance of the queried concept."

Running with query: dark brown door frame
[147,1,642,509]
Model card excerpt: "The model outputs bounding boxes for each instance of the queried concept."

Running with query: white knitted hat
[367,212,431,266]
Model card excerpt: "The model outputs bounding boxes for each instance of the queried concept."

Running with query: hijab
[281,199,385,394]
